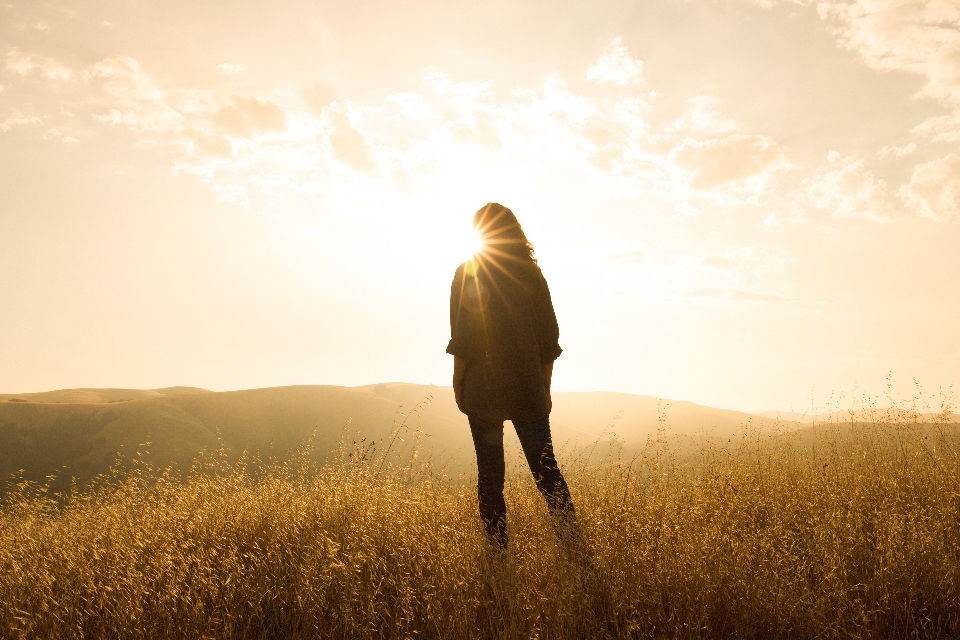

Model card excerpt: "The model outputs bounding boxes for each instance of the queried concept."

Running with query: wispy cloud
[587,37,645,86]
[0,110,43,131]
[765,0,960,221]
[216,63,245,75]
[213,96,286,138]
[900,153,960,221]
[3,31,954,226]
[801,151,899,221]
[878,142,916,157]
[6,48,72,80]
[815,0,960,106]
[325,102,377,176]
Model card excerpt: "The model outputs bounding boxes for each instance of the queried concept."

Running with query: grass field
[2,397,959,639]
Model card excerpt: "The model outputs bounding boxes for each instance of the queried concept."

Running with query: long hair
[473,203,537,266]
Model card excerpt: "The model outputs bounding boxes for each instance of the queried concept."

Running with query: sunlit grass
[2,392,959,639]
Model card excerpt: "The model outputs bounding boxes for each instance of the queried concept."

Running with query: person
[447,202,580,550]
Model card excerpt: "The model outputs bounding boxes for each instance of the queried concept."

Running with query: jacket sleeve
[537,273,562,363]
[445,265,471,359]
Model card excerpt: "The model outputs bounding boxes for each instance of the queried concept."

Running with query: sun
[461,225,484,259]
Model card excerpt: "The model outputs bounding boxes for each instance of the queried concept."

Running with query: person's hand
[542,361,554,414]
[453,356,468,415]
[453,383,467,415]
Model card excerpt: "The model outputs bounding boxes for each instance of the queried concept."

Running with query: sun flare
[462,225,484,259]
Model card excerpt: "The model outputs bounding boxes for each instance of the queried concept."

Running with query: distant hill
[1,383,794,491]
[0,387,213,405]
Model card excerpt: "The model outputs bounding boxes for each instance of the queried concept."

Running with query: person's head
[472,203,536,265]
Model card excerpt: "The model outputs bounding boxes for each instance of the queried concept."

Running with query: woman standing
[447,203,580,550]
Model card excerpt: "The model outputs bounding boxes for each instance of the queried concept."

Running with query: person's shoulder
[454,259,483,278]
[530,263,547,284]
[451,261,475,285]
[532,265,553,296]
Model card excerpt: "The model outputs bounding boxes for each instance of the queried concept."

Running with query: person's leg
[468,415,507,549]
[513,416,581,541]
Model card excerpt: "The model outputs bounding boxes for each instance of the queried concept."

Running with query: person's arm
[538,273,560,414]
[537,273,562,364]
[447,266,470,415]
[453,356,467,414]
[542,360,554,413]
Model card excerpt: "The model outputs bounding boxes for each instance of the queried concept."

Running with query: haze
[2,0,958,413]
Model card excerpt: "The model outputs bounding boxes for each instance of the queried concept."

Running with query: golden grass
[2,398,959,639]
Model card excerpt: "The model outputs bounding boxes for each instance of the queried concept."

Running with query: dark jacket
[446,256,562,423]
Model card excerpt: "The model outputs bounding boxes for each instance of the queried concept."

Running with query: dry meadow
[2,395,959,639]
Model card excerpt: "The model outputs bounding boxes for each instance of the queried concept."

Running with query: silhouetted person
[447,203,580,551]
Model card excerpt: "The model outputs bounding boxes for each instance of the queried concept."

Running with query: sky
[1,0,958,414]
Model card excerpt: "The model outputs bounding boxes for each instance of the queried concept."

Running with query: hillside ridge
[2,383,792,492]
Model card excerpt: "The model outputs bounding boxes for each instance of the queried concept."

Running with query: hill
[0,386,212,405]
[1,383,792,491]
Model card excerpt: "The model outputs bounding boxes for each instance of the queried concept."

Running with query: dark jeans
[468,414,579,549]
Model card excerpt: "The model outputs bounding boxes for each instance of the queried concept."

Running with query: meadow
[2,395,958,639]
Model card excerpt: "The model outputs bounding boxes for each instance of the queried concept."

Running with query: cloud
[673,133,786,191]
[899,153,960,220]
[817,0,960,104]
[0,42,796,218]
[85,56,188,133]
[423,73,494,102]
[814,1,960,139]
[912,110,960,141]
[587,37,644,86]
[1,49,329,206]
[802,151,899,220]
[757,1,960,147]
[303,80,338,114]
[326,103,378,176]
[82,56,288,156]
[87,56,164,102]
[216,63,245,75]
[385,92,433,119]
[878,142,916,157]
[5,48,72,80]
[763,206,808,228]
[214,96,286,138]
[445,115,501,148]
[0,110,43,131]
[504,87,791,205]
[674,202,703,217]
[654,97,790,202]
[44,127,80,144]
[181,130,233,158]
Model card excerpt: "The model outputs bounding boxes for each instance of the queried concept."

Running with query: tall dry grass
[2,393,959,639]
